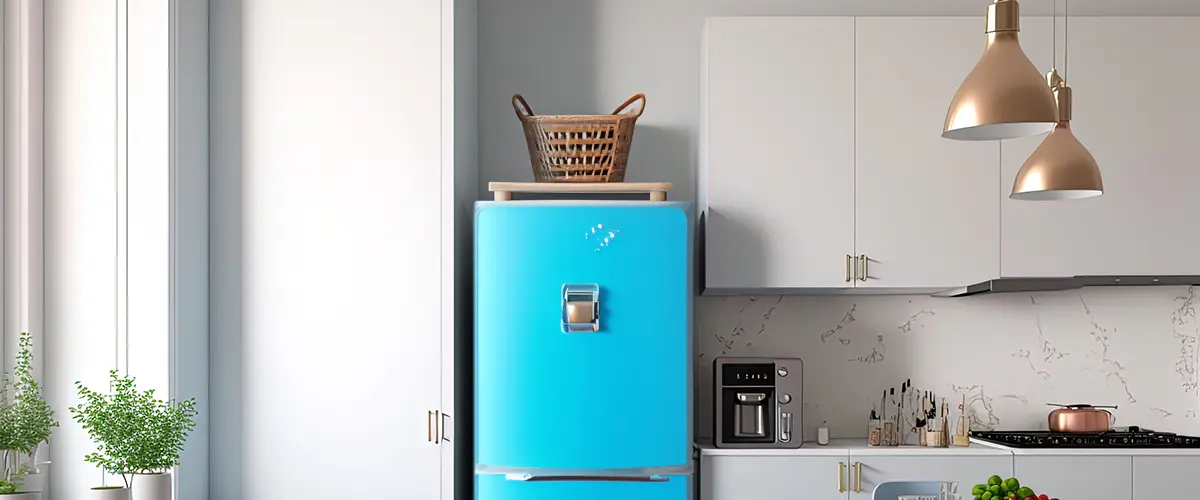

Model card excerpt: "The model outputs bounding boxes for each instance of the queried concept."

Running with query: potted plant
[0,332,58,500]
[125,375,196,500]
[70,370,196,500]
[10,333,56,497]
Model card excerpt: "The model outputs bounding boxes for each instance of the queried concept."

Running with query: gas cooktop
[971,427,1200,448]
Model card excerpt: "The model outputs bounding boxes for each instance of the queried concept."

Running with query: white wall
[478,0,1200,200]
[209,1,453,499]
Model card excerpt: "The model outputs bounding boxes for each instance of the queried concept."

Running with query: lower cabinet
[700,455,849,500]
[1132,456,1200,500]
[699,451,1010,500]
[1014,456,1131,500]
[848,453,1012,500]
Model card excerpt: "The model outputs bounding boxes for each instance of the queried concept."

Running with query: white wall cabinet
[702,17,1000,293]
[1014,456,1131,500]
[1133,456,1200,500]
[848,453,1012,500]
[704,16,1200,292]
[701,17,856,291]
[855,18,1000,288]
[1001,17,1200,277]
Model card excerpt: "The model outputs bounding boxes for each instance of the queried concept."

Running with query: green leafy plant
[0,332,57,492]
[11,333,57,457]
[70,370,197,487]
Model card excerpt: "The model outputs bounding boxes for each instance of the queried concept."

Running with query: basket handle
[611,94,646,118]
[512,94,535,118]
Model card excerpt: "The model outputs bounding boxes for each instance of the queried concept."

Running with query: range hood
[934,275,1200,298]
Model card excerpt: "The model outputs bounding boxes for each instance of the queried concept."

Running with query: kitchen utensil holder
[513,93,645,183]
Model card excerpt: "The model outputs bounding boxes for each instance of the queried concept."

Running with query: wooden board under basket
[488,182,672,201]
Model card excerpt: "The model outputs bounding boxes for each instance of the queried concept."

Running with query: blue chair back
[872,480,944,500]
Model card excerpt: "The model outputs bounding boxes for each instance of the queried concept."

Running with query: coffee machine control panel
[721,363,775,386]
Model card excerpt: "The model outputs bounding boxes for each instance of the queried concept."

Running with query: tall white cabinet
[208,1,476,499]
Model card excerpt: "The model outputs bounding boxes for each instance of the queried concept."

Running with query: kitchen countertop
[695,439,1200,456]
[696,438,1011,456]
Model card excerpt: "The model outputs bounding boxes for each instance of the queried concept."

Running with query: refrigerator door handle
[561,284,600,333]
[504,474,669,483]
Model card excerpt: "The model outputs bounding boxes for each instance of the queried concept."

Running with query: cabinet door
[1002,18,1200,276]
[1133,456,1200,500]
[1014,456,1131,500]
[854,18,1001,288]
[701,455,850,500]
[848,454,1012,500]
[702,17,856,291]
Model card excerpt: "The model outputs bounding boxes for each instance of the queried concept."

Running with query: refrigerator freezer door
[476,473,688,500]
[476,203,691,470]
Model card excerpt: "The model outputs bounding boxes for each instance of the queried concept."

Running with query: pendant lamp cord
[1064,0,1070,78]
[1052,0,1057,70]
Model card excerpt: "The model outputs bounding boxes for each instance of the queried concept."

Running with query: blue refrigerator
[475,201,693,500]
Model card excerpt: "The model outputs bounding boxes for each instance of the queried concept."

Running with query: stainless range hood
[934,275,1200,298]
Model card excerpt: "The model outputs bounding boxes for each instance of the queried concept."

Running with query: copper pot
[1047,404,1116,433]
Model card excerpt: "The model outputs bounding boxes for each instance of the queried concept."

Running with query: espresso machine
[714,357,803,448]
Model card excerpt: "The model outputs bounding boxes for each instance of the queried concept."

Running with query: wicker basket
[512,93,645,183]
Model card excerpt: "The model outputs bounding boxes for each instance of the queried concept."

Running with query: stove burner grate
[970,428,1200,448]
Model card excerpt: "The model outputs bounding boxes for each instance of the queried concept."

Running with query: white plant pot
[131,473,171,500]
[16,472,45,493]
[0,493,40,500]
[90,487,130,500]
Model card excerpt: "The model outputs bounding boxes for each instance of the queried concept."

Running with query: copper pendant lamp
[943,0,1059,141]
[1011,0,1103,200]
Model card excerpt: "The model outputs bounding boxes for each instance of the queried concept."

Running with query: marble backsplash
[695,286,1200,442]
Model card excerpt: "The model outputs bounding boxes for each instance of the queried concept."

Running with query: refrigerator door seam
[474,464,693,477]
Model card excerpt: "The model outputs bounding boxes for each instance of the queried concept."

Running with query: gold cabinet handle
[428,410,440,443]
[854,462,862,492]
[838,462,846,492]
[858,255,868,282]
[845,255,852,282]
[427,410,434,442]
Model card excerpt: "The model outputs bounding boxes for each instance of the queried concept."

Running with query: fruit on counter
[976,475,1050,500]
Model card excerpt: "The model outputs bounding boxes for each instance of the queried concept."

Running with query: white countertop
[695,438,1200,457]
[696,438,1011,456]
[968,437,1200,456]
